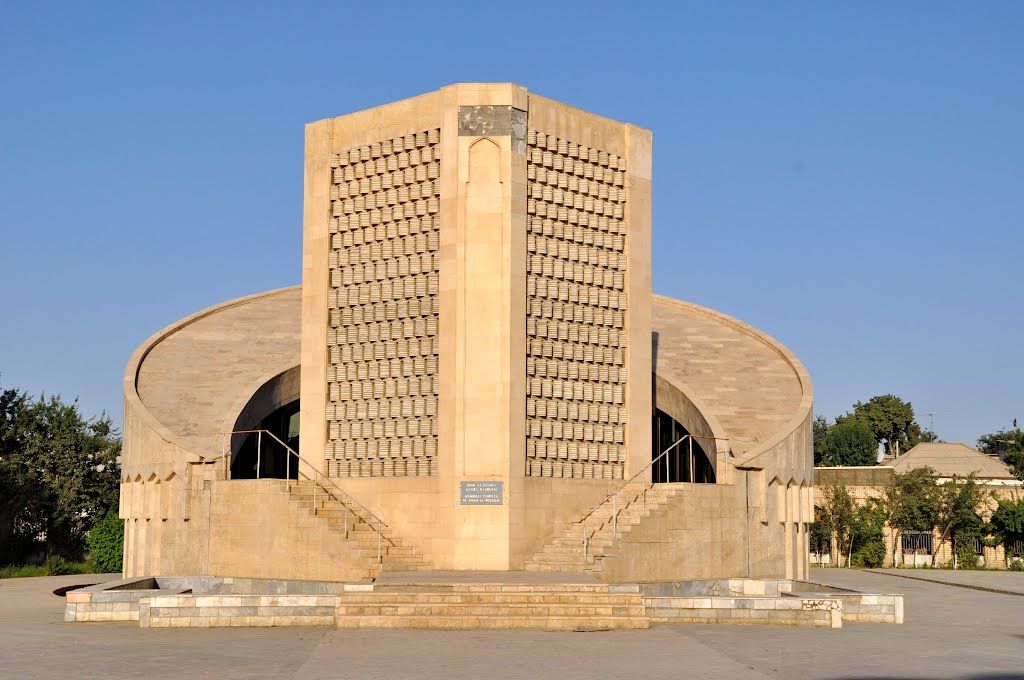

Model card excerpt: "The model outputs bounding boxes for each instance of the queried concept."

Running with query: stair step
[335,614,648,630]
[285,482,433,572]
[337,605,645,617]
[525,483,685,570]
[528,557,587,566]
[341,591,635,603]
[524,563,590,572]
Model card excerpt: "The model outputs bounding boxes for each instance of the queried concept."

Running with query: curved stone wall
[626,295,814,580]
[120,288,304,578]
[121,288,813,581]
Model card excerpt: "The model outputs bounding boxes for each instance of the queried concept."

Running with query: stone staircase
[74,576,869,630]
[285,480,432,575]
[335,582,649,630]
[525,483,688,575]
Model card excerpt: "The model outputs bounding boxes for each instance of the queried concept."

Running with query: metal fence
[902,531,933,555]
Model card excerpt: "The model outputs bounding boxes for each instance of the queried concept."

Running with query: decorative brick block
[327,129,442,477]
[526,131,627,480]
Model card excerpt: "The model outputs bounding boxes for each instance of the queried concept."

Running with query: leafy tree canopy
[836,394,926,457]
[812,415,829,466]
[932,473,989,567]
[820,419,878,467]
[977,426,1024,481]
[989,498,1024,545]
[885,467,939,531]
[879,466,938,565]
[0,386,121,561]
[819,483,857,561]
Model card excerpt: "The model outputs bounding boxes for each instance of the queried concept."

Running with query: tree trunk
[892,527,901,568]
[932,527,951,567]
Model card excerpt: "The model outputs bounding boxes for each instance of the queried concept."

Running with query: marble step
[335,614,649,630]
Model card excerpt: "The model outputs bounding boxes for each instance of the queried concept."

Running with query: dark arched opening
[652,408,715,483]
[231,399,300,479]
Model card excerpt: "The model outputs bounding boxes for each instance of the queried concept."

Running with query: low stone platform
[374,570,601,585]
[65,577,192,622]
[65,574,902,630]
[787,580,903,624]
[638,578,902,626]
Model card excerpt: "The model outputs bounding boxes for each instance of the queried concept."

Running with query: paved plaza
[1,569,1021,679]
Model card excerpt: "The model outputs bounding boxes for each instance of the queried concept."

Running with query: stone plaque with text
[460,481,503,505]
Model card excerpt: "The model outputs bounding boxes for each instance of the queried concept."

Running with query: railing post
[689,435,694,483]
[377,521,382,563]
[612,494,617,535]
[223,433,231,480]
[582,524,587,561]
[344,505,348,534]
[256,431,262,480]
[668,440,672,483]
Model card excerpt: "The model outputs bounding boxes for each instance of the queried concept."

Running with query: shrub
[86,513,124,573]
[43,555,72,575]
[852,540,887,568]
[0,564,49,578]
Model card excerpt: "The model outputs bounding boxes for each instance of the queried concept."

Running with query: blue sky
[1,2,1020,445]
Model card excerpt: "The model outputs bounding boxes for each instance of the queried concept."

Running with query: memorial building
[119,84,814,584]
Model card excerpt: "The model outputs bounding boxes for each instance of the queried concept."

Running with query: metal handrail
[218,429,389,562]
[580,433,729,524]
[579,433,730,560]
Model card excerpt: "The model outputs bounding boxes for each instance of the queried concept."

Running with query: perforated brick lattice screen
[525,130,628,480]
[325,130,441,477]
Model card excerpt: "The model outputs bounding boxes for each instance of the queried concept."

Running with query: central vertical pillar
[442,86,528,569]
[460,138,505,477]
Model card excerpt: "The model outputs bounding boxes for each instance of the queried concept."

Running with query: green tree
[932,474,989,568]
[879,467,939,566]
[837,394,920,458]
[86,512,124,573]
[820,484,857,566]
[820,420,878,467]
[850,500,888,568]
[0,388,35,557]
[809,520,831,558]
[977,426,1024,481]
[812,415,830,466]
[989,498,1024,564]
[0,387,121,562]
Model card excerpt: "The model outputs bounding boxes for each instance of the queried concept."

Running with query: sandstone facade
[120,84,814,582]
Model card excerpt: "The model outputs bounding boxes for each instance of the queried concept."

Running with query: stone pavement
[2,569,1023,679]
[864,567,1024,596]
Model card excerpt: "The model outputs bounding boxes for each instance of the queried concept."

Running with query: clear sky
[1,2,1021,446]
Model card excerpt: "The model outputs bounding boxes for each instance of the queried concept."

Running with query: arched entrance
[652,408,715,483]
[231,400,300,479]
